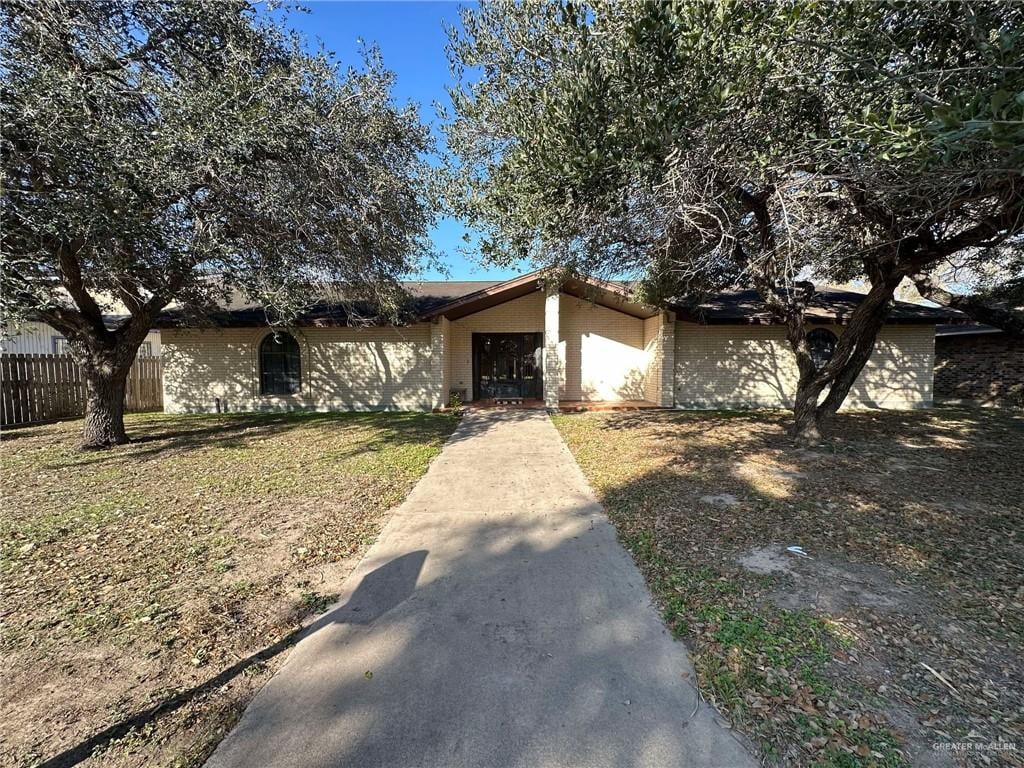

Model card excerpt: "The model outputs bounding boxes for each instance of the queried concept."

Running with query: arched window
[807,328,839,371]
[260,332,301,395]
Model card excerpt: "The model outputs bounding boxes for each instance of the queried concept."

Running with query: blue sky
[281,1,525,282]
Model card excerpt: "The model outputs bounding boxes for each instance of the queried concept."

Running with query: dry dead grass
[554,407,1023,767]
[0,410,456,768]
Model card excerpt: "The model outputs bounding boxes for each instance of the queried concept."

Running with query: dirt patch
[701,493,742,507]
[740,545,924,614]
[737,544,797,575]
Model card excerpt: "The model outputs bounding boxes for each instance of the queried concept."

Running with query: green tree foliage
[446,0,1023,439]
[1,0,436,447]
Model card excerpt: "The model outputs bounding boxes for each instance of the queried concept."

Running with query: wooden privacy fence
[0,354,163,427]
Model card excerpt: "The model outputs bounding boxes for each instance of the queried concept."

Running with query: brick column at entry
[657,312,676,407]
[429,316,450,410]
[543,281,561,410]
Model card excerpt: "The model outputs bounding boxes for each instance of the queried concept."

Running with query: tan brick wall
[430,316,453,407]
[660,318,676,407]
[162,324,435,413]
[673,323,934,410]
[559,295,648,400]
[544,286,561,407]
[448,291,546,397]
[642,315,664,404]
[164,301,934,414]
[642,313,676,406]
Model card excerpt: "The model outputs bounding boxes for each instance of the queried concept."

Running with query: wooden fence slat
[10,356,20,426]
[4,356,14,426]
[17,356,28,426]
[10,356,21,426]
[23,355,32,425]
[33,355,44,424]
[1,356,11,426]
[0,357,7,425]
[55,355,66,417]
[38,356,51,423]
[54,356,65,417]
[0,353,163,427]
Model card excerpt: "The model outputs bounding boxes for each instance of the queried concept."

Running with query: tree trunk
[815,273,904,427]
[792,380,824,445]
[81,362,131,449]
[767,271,903,443]
[815,328,880,433]
[34,242,165,448]
[776,283,824,445]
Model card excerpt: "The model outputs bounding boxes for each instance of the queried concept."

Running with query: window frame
[806,327,839,371]
[258,331,302,396]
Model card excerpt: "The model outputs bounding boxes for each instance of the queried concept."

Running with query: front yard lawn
[0,411,456,767]
[554,407,1023,767]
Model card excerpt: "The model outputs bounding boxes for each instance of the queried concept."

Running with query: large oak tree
[1,0,436,447]
[445,0,1024,441]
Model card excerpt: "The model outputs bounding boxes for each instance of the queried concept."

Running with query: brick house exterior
[158,271,951,414]
[935,326,1024,405]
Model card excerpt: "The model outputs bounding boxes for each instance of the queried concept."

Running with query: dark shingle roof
[155,276,962,328]
[671,287,963,325]
[155,280,508,328]
[403,280,502,299]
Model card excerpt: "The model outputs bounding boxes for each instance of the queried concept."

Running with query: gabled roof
[418,270,657,320]
[416,272,544,320]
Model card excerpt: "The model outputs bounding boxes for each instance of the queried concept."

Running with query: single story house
[156,271,955,414]
[934,323,1023,406]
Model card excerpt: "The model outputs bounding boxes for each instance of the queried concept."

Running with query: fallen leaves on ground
[0,411,457,767]
[554,407,1023,768]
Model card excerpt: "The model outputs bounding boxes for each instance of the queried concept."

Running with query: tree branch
[912,272,1024,338]
[56,241,107,333]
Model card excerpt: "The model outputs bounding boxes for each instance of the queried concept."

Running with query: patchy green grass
[0,410,456,767]
[554,407,1023,767]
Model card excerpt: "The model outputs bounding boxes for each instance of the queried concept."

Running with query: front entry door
[473,333,543,400]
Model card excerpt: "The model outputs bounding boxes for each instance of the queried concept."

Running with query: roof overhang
[421,273,544,320]
[561,277,660,319]
[154,272,962,330]
[935,323,1005,337]
[668,290,964,326]
[421,270,660,321]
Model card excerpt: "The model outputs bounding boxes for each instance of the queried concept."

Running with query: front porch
[425,272,677,410]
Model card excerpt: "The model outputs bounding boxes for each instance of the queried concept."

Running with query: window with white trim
[52,336,70,355]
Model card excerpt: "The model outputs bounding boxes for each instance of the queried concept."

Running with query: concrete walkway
[206,410,756,768]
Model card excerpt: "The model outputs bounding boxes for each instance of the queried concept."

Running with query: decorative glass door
[473,333,543,399]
